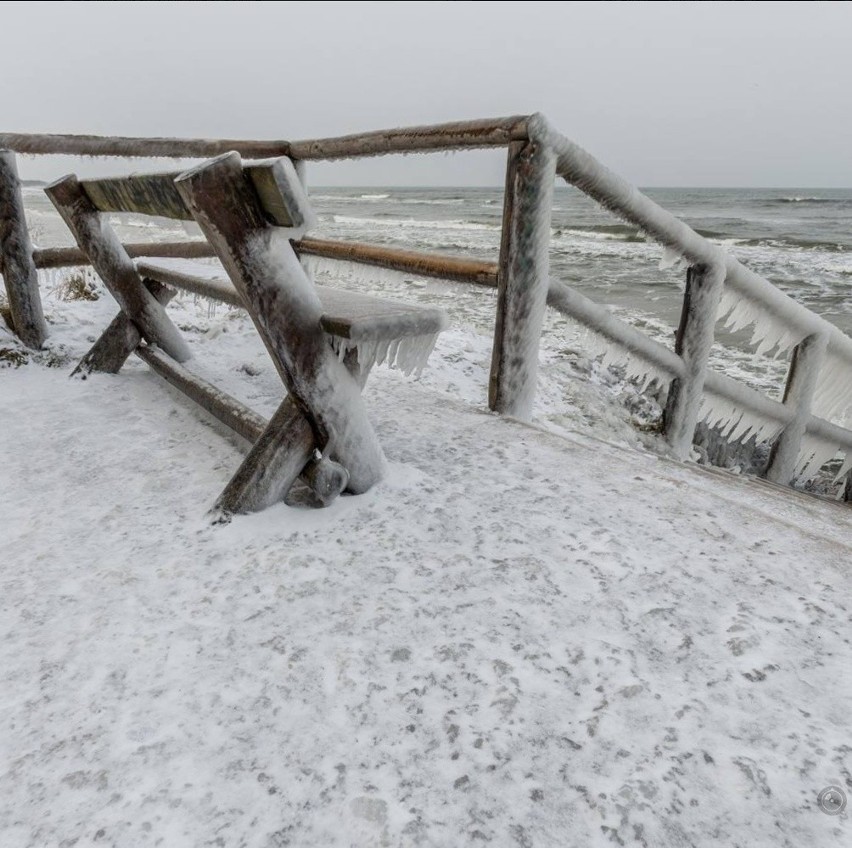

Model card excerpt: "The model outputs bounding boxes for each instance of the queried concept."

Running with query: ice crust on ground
[2,276,851,848]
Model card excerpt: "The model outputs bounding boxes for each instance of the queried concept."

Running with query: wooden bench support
[44,175,191,367]
[136,344,350,509]
[73,279,175,377]
[175,152,385,494]
[0,151,47,348]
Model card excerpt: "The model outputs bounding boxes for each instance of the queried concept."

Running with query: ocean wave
[331,214,499,232]
[770,196,850,205]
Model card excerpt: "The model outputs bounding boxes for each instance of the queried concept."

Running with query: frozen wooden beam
[72,279,175,377]
[287,116,529,161]
[175,151,384,494]
[0,151,47,348]
[664,264,726,458]
[0,133,289,159]
[295,237,499,287]
[81,172,191,219]
[765,332,829,484]
[134,344,266,443]
[33,241,216,269]
[488,138,556,419]
[44,174,190,364]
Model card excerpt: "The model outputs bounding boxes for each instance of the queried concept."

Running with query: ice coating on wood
[795,433,841,481]
[812,352,852,427]
[489,137,556,420]
[300,254,434,292]
[716,288,805,358]
[241,227,386,493]
[698,392,784,445]
[579,327,669,391]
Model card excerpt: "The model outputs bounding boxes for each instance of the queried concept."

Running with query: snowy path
[1,341,850,846]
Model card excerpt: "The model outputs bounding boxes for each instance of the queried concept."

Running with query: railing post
[0,150,47,349]
[764,332,829,484]
[488,137,556,420]
[664,263,726,458]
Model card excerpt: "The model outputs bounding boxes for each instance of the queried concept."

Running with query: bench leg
[175,152,385,494]
[215,352,372,515]
[72,280,175,376]
[44,175,190,364]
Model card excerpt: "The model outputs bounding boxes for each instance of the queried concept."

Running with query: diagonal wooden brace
[44,174,190,368]
[72,279,175,377]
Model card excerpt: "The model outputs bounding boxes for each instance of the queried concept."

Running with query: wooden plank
[288,116,530,160]
[663,264,726,458]
[136,259,244,308]
[44,174,191,363]
[138,257,448,341]
[488,138,556,419]
[765,332,829,484]
[33,240,216,269]
[0,133,290,159]
[295,237,499,287]
[317,287,447,341]
[175,151,384,496]
[134,345,267,444]
[135,345,350,511]
[81,172,191,220]
[72,279,174,377]
[0,151,47,348]
[215,350,369,515]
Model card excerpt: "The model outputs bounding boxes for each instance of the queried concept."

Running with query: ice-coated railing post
[664,263,726,458]
[488,128,556,419]
[765,331,829,484]
[0,151,47,349]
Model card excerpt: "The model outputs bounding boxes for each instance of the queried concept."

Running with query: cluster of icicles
[302,254,441,377]
[577,246,852,488]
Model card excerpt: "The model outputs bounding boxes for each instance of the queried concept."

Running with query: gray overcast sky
[2,1,851,186]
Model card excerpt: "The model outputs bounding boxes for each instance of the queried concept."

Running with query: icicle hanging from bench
[328,331,440,378]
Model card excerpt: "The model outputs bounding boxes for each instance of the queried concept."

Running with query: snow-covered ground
[1,277,851,847]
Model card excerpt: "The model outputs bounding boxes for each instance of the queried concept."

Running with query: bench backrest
[78,155,313,232]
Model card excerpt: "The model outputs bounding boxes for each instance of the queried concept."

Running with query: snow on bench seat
[136,256,449,376]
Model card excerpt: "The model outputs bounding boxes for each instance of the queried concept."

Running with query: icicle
[300,254,434,291]
[659,246,687,271]
[795,433,841,481]
[578,326,669,390]
[325,331,440,378]
[833,450,852,484]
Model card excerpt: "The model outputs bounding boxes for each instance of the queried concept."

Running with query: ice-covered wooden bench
[44,153,448,513]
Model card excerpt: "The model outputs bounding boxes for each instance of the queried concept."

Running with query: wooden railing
[1,114,850,499]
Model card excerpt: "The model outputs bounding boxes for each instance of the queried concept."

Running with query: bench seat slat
[136,257,448,341]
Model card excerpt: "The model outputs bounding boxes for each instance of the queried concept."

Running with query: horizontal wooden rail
[295,237,499,286]
[135,260,244,307]
[33,241,216,269]
[1,116,530,162]
[34,236,497,287]
[287,116,529,160]
[135,345,265,443]
[0,134,290,159]
[529,114,852,368]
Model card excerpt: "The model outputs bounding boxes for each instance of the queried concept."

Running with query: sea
[20,183,852,402]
